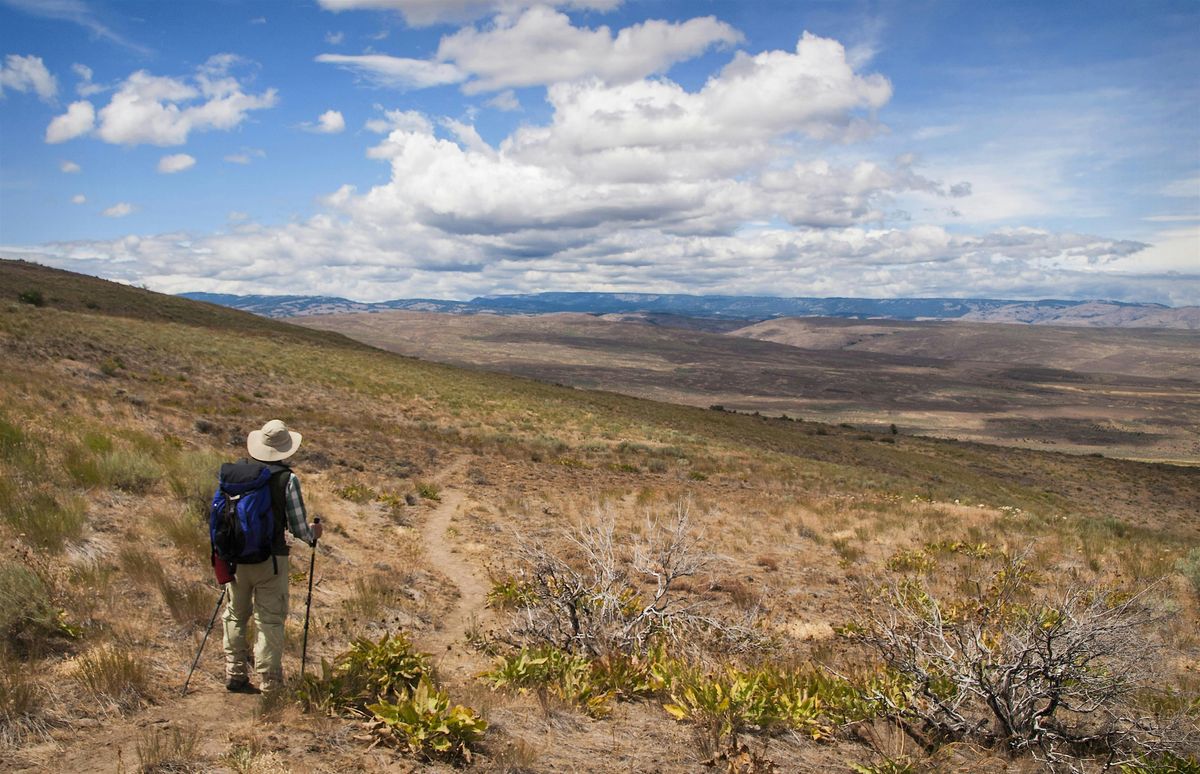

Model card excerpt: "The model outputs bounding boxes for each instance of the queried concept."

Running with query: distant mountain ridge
[180,291,1198,329]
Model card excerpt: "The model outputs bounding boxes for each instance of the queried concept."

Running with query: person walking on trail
[215,419,322,694]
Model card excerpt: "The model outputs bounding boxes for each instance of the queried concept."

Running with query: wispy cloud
[224,147,266,165]
[101,201,135,217]
[485,90,520,111]
[157,153,196,173]
[1161,176,1199,198]
[315,54,464,90]
[316,0,623,28]
[0,0,151,55]
[913,124,962,141]
[1143,214,1200,222]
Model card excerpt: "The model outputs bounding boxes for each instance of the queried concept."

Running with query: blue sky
[0,0,1197,303]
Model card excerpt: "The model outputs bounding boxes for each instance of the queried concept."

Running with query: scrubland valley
[297,310,1200,463]
[1,259,1199,773]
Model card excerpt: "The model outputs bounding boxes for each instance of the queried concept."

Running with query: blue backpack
[210,461,288,569]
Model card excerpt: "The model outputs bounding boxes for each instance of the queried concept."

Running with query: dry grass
[135,726,201,772]
[119,546,166,587]
[0,657,45,745]
[0,261,1196,772]
[75,645,151,713]
[157,510,209,568]
[157,578,216,630]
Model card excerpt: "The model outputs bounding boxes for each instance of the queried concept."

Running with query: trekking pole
[300,517,320,678]
[182,586,227,696]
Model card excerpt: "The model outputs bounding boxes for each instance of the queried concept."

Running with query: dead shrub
[850,551,1196,769]
[503,501,761,658]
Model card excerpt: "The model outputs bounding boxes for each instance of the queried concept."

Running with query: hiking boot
[226,677,257,693]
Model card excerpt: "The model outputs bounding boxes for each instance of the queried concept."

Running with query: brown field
[296,310,1200,464]
[1,259,1197,772]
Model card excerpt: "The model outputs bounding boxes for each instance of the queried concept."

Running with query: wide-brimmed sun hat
[247,419,302,462]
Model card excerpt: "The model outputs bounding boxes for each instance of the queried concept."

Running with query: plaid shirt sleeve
[283,473,317,546]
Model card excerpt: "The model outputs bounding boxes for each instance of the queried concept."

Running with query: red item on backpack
[213,553,235,585]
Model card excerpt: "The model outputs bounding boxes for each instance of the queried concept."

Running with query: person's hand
[311,518,323,541]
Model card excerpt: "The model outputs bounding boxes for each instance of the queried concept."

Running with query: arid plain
[298,310,1200,464]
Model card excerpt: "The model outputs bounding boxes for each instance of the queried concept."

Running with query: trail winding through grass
[419,460,491,679]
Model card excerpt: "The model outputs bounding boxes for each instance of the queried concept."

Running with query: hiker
[214,419,322,693]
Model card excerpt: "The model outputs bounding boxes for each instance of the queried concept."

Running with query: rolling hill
[181,288,1199,328]
[2,258,1197,772]
[296,309,1200,464]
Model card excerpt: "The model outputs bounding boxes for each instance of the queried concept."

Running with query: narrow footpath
[419,463,491,680]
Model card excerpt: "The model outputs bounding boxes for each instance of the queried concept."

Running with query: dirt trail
[419,460,491,680]
[25,458,493,774]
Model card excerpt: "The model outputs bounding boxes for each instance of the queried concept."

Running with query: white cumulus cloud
[0,54,57,102]
[439,8,742,93]
[318,8,740,94]
[71,62,106,96]
[60,160,82,173]
[312,109,346,133]
[101,202,135,217]
[316,0,622,27]
[157,153,196,173]
[45,100,96,143]
[71,194,86,204]
[91,55,277,146]
[9,30,1190,307]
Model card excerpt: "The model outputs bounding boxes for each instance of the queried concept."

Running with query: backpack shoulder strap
[266,463,292,527]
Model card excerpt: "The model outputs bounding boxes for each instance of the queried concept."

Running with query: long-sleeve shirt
[281,473,317,546]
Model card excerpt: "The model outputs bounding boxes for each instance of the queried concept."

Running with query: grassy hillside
[1,261,1196,772]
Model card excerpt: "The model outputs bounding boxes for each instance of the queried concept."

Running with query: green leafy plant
[485,576,535,611]
[483,646,614,717]
[298,633,487,762]
[299,632,430,714]
[334,482,377,503]
[662,665,788,750]
[368,678,487,763]
[415,482,441,501]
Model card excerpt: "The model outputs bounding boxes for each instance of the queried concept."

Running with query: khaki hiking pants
[223,554,288,690]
